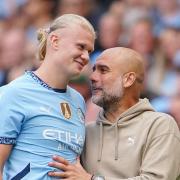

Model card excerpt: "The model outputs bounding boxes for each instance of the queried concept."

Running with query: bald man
[48,47,180,180]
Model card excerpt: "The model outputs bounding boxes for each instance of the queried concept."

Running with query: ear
[123,72,136,88]
[49,34,59,50]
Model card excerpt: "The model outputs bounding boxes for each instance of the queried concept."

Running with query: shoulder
[67,86,85,103]
[85,122,98,131]
[84,122,99,142]
[0,74,31,101]
[144,111,180,140]
[144,111,176,126]
[68,86,83,97]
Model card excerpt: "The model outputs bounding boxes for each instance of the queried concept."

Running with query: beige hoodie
[81,99,180,180]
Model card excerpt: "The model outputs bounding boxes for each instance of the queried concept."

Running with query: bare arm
[0,144,13,180]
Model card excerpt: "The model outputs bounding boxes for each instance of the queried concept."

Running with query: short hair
[37,14,96,60]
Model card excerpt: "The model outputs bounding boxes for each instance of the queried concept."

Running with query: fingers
[48,170,68,178]
[48,155,70,170]
[75,159,82,169]
[48,170,75,180]
[76,156,80,161]
[74,158,84,170]
[48,161,68,171]
[76,157,80,163]
[52,155,69,165]
[48,156,80,179]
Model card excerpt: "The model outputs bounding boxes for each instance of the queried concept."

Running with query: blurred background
[0,0,180,128]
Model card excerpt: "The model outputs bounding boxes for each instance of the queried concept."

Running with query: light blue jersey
[0,71,86,180]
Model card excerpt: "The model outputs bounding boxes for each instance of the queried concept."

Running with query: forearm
[0,144,13,179]
[104,174,180,180]
[104,175,157,180]
[0,161,4,180]
[0,172,2,180]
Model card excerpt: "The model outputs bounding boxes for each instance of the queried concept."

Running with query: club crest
[60,102,71,119]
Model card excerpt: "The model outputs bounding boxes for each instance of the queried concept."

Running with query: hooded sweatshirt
[81,99,180,180]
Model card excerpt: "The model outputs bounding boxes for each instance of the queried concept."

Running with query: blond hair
[37,14,96,61]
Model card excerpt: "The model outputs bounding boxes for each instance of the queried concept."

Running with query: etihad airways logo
[43,129,84,145]
[43,129,84,153]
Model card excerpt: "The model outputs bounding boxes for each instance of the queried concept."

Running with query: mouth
[74,60,85,68]
[91,87,102,94]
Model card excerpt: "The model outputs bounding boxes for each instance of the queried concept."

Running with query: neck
[35,61,69,89]
[104,96,139,123]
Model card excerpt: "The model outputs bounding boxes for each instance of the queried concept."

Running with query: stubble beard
[92,77,124,109]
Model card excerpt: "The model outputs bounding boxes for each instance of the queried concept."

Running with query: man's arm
[48,131,180,180]
[48,156,92,180]
[48,155,180,180]
[47,157,155,180]
[0,144,13,180]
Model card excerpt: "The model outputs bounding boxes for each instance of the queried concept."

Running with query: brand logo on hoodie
[128,136,135,145]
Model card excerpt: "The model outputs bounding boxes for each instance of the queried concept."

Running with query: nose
[81,51,89,65]
[90,71,98,82]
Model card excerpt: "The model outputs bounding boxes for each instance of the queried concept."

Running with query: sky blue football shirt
[0,71,86,179]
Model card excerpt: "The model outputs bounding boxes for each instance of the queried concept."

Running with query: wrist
[87,173,93,180]
[91,174,105,180]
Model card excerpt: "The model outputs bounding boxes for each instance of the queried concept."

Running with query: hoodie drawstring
[96,99,154,162]
[115,123,119,160]
[97,121,119,161]
[98,122,103,161]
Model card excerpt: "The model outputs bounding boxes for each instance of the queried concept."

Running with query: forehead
[95,52,117,69]
[58,24,95,49]
[58,24,94,39]
[94,49,130,74]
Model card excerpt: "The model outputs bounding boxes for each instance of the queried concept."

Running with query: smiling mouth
[75,60,85,67]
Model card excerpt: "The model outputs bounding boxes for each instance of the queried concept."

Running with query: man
[48,47,180,180]
[0,14,95,179]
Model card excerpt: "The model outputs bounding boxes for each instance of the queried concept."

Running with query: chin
[92,96,103,107]
[71,70,81,77]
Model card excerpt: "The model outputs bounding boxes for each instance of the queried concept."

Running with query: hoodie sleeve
[104,132,180,180]
[104,115,180,180]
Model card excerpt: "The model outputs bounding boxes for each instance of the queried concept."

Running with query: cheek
[102,83,113,94]
[108,78,123,92]
[102,77,115,87]
[69,48,82,60]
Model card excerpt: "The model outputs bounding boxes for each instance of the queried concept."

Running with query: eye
[78,44,85,50]
[88,50,92,55]
[92,66,96,72]
[99,67,108,74]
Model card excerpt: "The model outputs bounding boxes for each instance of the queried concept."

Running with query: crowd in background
[0,0,180,128]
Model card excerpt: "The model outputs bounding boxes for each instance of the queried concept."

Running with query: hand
[48,155,92,180]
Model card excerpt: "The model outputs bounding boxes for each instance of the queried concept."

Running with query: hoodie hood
[97,98,155,125]
[96,98,155,161]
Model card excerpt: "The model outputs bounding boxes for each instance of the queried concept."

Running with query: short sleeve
[0,85,25,144]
